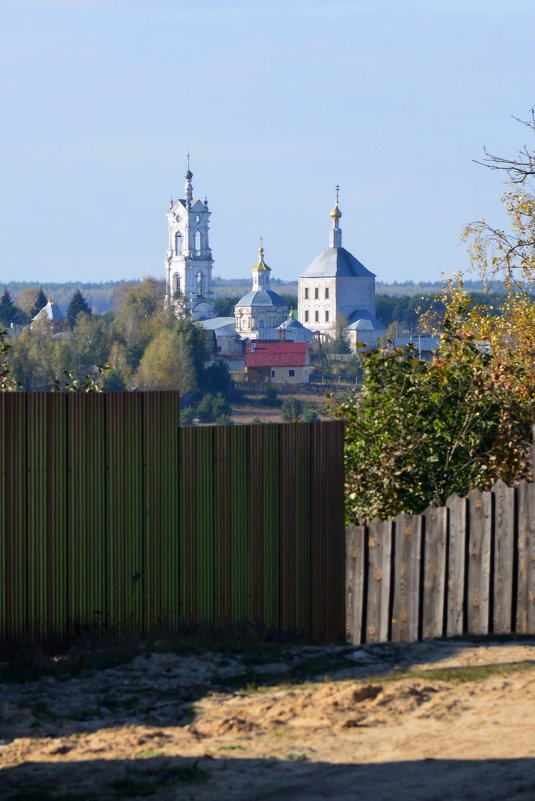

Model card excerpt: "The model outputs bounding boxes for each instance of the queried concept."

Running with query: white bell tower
[164,161,214,320]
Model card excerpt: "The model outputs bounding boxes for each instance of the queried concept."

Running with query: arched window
[196,271,203,296]
[175,232,182,255]
[173,274,180,296]
[195,231,201,253]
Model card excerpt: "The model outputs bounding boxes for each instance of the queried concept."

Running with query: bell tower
[164,161,214,320]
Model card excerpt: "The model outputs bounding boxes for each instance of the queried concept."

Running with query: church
[164,168,385,348]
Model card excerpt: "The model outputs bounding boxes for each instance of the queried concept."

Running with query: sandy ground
[2,639,535,800]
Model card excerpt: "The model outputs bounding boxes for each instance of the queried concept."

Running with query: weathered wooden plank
[392,513,422,642]
[365,519,393,643]
[517,480,535,633]
[446,494,467,637]
[346,524,366,644]
[493,479,516,634]
[466,488,492,635]
[422,505,447,639]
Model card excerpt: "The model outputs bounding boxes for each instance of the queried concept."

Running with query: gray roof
[278,316,306,330]
[32,300,65,321]
[346,309,385,330]
[235,289,287,308]
[301,247,375,279]
[198,317,237,336]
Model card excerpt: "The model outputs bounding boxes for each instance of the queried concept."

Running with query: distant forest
[1,277,515,328]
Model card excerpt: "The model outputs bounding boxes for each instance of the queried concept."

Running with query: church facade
[233,245,288,340]
[164,168,214,320]
[164,168,385,348]
[298,195,386,345]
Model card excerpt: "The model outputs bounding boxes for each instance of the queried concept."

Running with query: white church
[164,167,385,348]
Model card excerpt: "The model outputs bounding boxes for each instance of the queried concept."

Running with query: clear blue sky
[1,0,534,285]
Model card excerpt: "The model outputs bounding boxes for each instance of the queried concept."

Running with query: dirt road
[2,638,535,800]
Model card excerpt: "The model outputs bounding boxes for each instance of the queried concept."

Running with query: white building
[298,195,385,345]
[164,167,214,320]
[234,246,288,340]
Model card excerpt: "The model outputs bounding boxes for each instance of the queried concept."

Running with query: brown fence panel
[422,505,447,639]
[466,488,492,635]
[517,480,535,633]
[347,479,535,645]
[492,480,516,634]
[446,494,467,637]
[392,513,422,642]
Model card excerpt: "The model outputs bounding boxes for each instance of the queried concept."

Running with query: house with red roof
[244,341,310,384]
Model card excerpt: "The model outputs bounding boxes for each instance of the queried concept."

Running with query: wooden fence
[346,479,535,644]
[0,392,346,645]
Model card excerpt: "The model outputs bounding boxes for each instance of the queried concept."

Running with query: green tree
[329,325,534,523]
[0,328,18,391]
[0,289,19,327]
[29,288,48,319]
[136,328,197,392]
[67,289,92,328]
[281,396,303,421]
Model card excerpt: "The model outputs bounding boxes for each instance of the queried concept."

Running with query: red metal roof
[245,341,309,367]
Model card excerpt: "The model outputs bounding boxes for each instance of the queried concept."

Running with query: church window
[173,274,180,295]
[325,287,329,299]
[325,311,329,322]
[315,310,319,322]
[196,271,203,296]
[195,230,201,253]
[314,287,319,299]
[305,287,309,300]
[305,311,309,322]
[175,232,182,255]
[195,215,200,223]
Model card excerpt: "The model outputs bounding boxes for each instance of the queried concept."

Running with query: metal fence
[0,392,345,644]
[346,479,535,644]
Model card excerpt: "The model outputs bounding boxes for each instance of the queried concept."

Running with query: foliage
[214,296,240,317]
[329,311,534,523]
[53,365,108,392]
[66,289,92,328]
[201,360,232,395]
[261,384,279,406]
[136,328,197,392]
[196,392,232,423]
[0,288,22,327]
[180,406,196,426]
[301,406,318,422]
[325,335,351,354]
[0,328,18,391]
[281,396,303,421]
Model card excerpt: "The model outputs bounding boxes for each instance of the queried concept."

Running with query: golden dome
[252,245,270,271]
[330,202,342,220]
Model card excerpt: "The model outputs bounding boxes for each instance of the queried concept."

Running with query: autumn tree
[331,111,535,523]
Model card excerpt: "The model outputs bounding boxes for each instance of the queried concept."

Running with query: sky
[1,0,534,285]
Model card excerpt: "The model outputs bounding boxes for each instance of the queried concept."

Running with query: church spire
[329,184,342,248]
[185,154,193,207]
[251,238,271,291]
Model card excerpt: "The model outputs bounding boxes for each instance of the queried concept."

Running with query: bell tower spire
[329,184,342,248]
[164,160,214,320]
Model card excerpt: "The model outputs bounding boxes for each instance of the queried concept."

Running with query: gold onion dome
[330,202,342,220]
[252,245,270,271]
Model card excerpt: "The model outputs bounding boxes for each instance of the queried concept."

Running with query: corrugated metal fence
[0,392,345,644]
[346,479,535,644]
